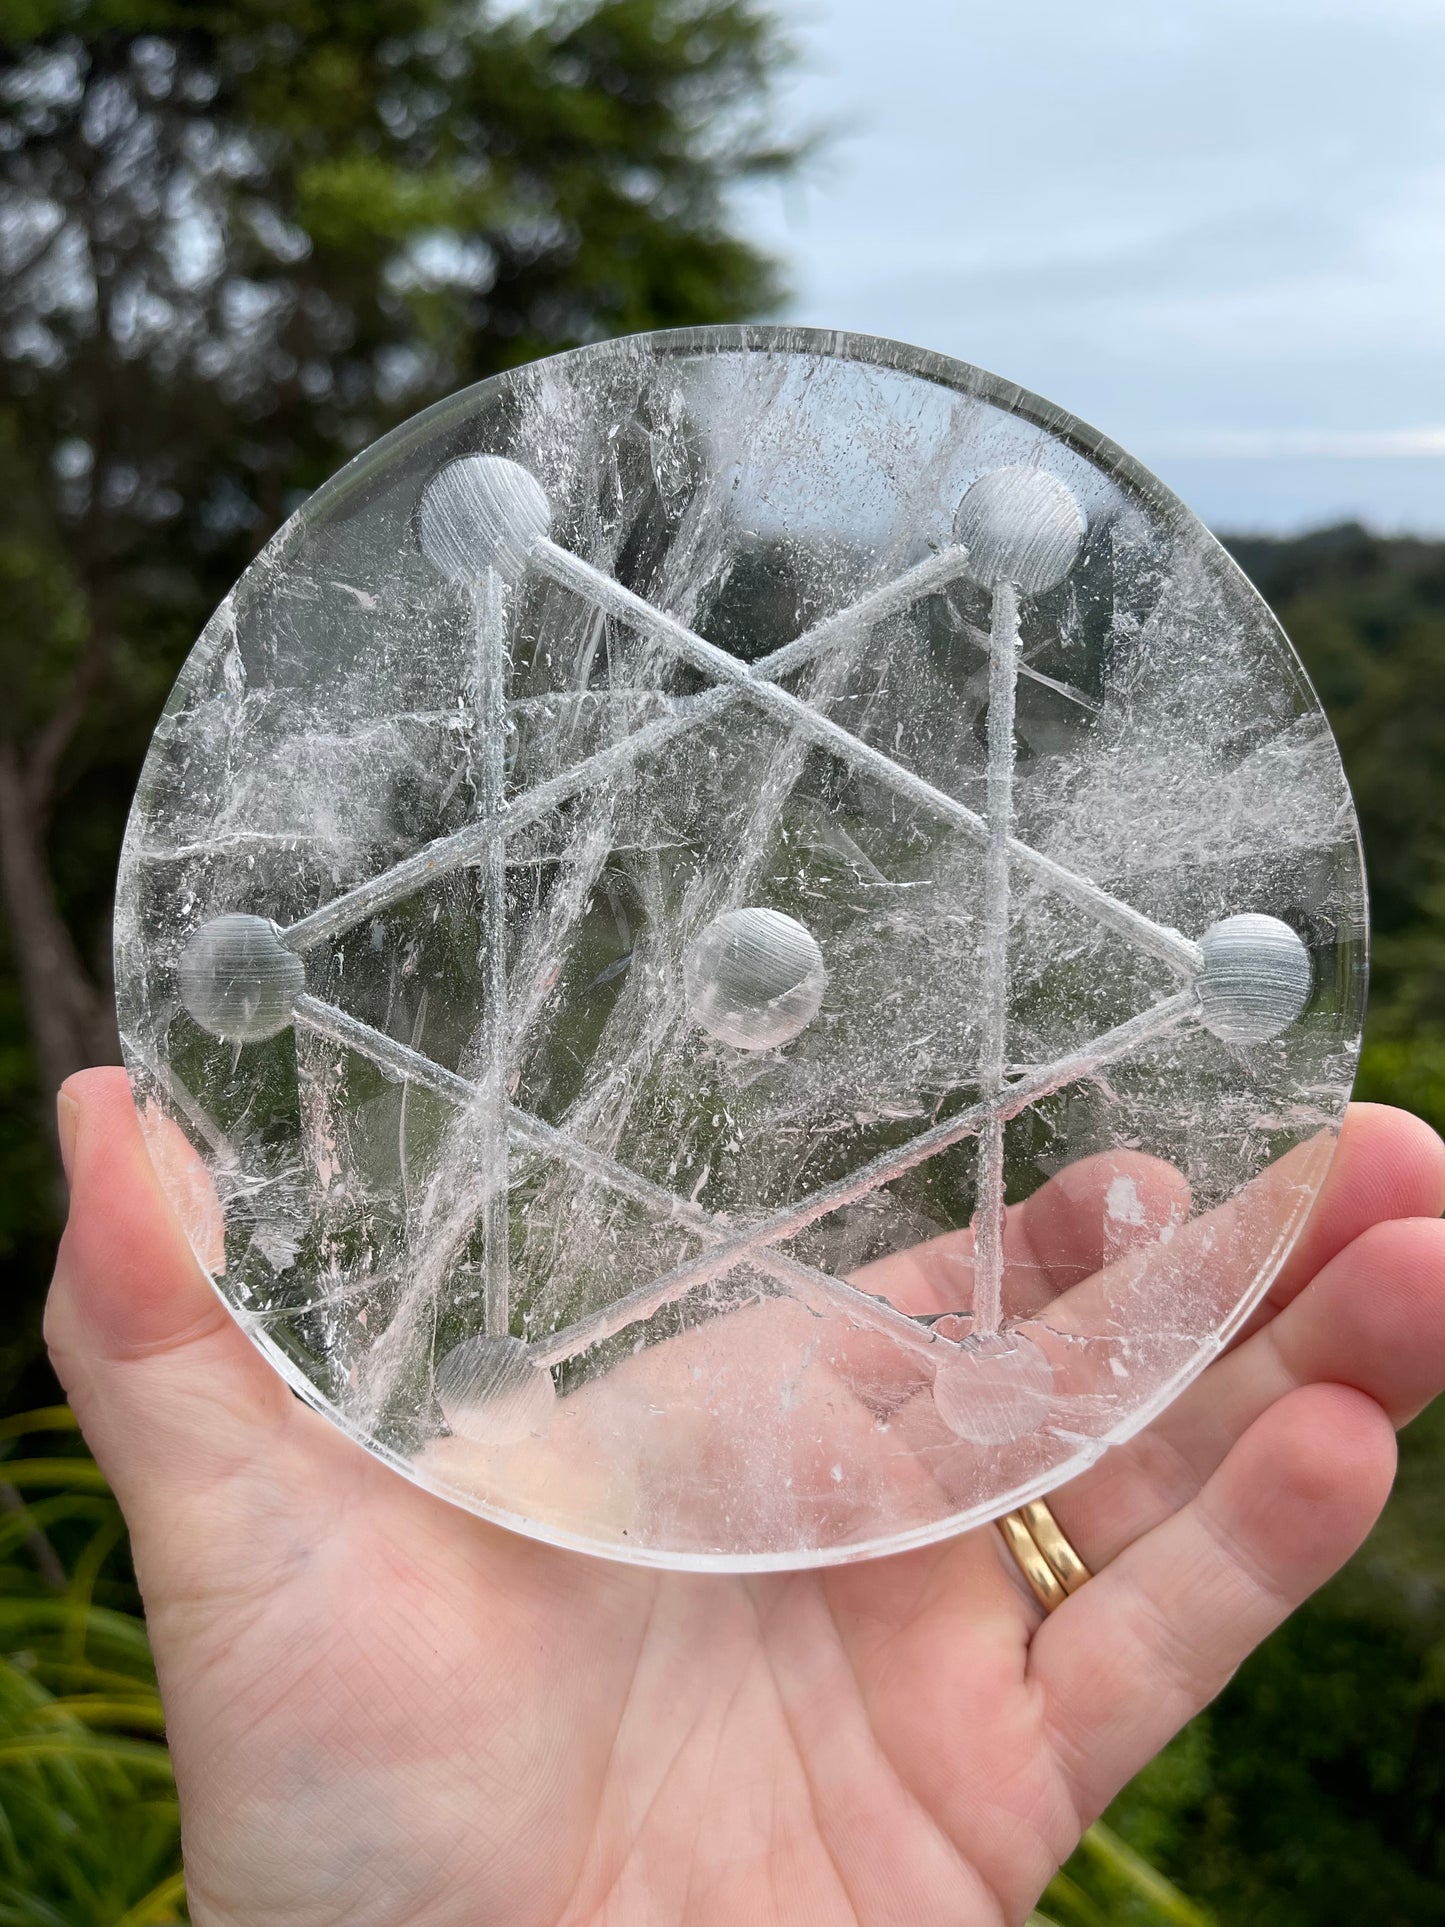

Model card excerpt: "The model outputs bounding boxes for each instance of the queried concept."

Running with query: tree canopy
[1226,526,1445,1134]
[0,0,798,1124]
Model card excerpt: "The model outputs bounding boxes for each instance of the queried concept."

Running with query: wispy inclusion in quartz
[114,328,1365,1569]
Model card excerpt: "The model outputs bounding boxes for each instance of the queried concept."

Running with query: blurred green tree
[0,0,795,1095]
[1078,526,1445,1927]
[0,0,798,1372]
[1225,526,1445,1138]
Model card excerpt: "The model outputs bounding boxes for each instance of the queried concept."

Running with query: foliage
[0,1409,182,1926]
[0,0,800,1138]
[1226,525,1445,1137]
[0,0,801,1408]
[1062,1393,1445,1927]
[1028,528,1445,1925]
[1038,1814,1216,1925]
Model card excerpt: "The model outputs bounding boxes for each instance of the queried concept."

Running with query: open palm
[47,1069,1445,1927]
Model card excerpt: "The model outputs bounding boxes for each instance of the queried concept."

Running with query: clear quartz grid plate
[114,327,1367,1569]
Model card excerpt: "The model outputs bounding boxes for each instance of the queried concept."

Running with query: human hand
[47,1068,1445,1926]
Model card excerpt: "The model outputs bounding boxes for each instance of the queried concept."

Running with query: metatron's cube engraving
[115,328,1366,1569]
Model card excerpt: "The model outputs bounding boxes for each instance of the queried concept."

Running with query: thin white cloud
[1153,428,1445,460]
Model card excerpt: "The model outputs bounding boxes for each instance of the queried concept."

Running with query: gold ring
[996,1498,1092,1613]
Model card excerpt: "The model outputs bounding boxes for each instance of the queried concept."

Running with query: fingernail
[56,1092,80,1186]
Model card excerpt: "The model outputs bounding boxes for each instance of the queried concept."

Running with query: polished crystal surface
[114,326,1367,1569]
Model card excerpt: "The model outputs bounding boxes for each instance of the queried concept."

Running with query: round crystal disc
[115,326,1366,1569]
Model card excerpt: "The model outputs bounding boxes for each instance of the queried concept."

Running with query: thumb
[46,1067,303,1576]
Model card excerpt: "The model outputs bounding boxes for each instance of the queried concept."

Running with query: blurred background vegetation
[2,2,1443,1922]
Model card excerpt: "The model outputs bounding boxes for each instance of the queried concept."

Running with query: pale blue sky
[737,0,1445,533]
